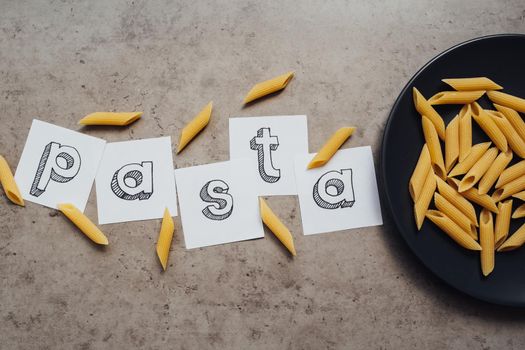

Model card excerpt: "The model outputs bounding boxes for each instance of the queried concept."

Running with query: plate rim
[380,33,525,306]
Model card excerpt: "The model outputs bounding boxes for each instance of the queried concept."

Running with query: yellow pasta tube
[435,176,478,226]
[512,204,525,219]
[0,155,24,206]
[259,198,297,256]
[512,190,525,201]
[445,115,459,172]
[496,160,525,188]
[426,210,482,250]
[487,110,525,158]
[442,77,503,91]
[307,127,355,169]
[487,90,525,113]
[429,90,485,105]
[409,144,431,202]
[448,178,498,213]
[494,103,525,143]
[448,142,491,177]
[458,147,498,192]
[414,170,436,230]
[422,116,446,179]
[478,149,513,195]
[413,87,446,140]
[458,104,472,162]
[479,209,494,276]
[470,102,508,152]
[495,200,512,249]
[497,223,525,252]
[78,112,142,126]
[492,175,525,202]
[58,203,108,245]
[177,101,213,153]
[156,208,175,271]
[434,193,477,240]
[243,72,294,104]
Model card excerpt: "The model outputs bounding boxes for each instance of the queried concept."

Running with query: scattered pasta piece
[425,210,482,250]
[259,197,296,256]
[409,144,431,202]
[435,176,478,226]
[512,204,525,219]
[429,90,485,105]
[498,223,525,252]
[458,104,472,162]
[156,208,175,271]
[512,190,525,201]
[421,116,446,179]
[496,160,525,189]
[487,90,525,113]
[177,101,213,153]
[492,175,525,202]
[243,72,294,104]
[458,147,498,192]
[478,149,512,195]
[442,77,503,91]
[479,209,494,276]
[58,203,108,245]
[495,200,513,249]
[494,104,525,142]
[445,115,459,172]
[0,155,24,206]
[448,178,498,213]
[414,170,436,230]
[448,142,491,177]
[307,127,355,169]
[487,110,525,158]
[413,87,446,140]
[78,112,142,126]
[470,102,508,152]
[434,193,477,240]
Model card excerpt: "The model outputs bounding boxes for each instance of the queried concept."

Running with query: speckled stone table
[1,1,525,349]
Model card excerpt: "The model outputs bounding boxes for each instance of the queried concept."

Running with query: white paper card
[175,158,264,249]
[294,146,383,235]
[229,115,308,195]
[95,137,178,224]
[14,119,106,211]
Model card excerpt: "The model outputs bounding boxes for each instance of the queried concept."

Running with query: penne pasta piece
[413,87,446,140]
[479,209,495,276]
[478,149,513,195]
[78,112,142,126]
[495,200,513,249]
[414,170,436,230]
[434,193,477,240]
[409,144,431,202]
[442,77,503,91]
[58,203,108,245]
[429,90,485,105]
[307,127,355,169]
[487,110,525,158]
[448,178,498,213]
[470,102,508,152]
[244,71,294,104]
[448,142,491,177]
[497,223,525,252]
[156,208,175,271]
[492,175,525,202]
[422,116,446,179]
[495,160,525,188]
[487,90,525,113]
[458,104,472,162]
[512,204,525,219]
[512,190,525,201]
[0,155,24,206]
[458,147,498,192]
[494,104,525,142]
[177,101,213,153]
[445,115,459,172]
[435,176,478,226]
[426,210,482,250]
[259,197,296,256]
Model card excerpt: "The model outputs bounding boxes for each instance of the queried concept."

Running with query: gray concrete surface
[1,0,525,349]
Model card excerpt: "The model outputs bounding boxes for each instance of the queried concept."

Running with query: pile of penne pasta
[410,77,525,276]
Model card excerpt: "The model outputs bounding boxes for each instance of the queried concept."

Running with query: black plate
[381,34,525,306]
